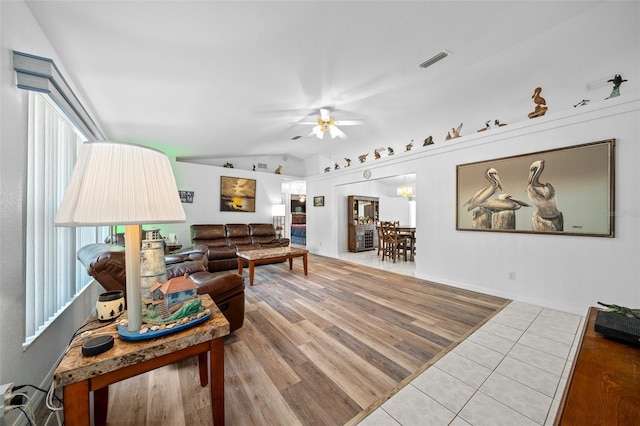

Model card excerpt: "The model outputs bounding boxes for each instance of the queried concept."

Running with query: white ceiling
[24,1,625,171]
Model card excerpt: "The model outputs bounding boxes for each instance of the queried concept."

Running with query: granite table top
[54,295,230,387]
[236,246,308,261]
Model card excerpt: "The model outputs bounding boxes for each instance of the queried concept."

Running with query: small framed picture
[313,196,324,207]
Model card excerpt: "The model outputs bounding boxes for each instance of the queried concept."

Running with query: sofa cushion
[166,260,206,278]
[207,245,237,260]
[223,224,251,247]
[235,243,261,252]
[249,223,277,244]
[225,224,250,237]
[191,224,227,240]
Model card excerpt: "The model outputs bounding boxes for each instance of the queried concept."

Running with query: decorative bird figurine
[405,140,414,151]
[387,147,395,156]
[464,168,504,211]
[423,136,434,146]
[374,149,381,159]
[275,165,282,174]
[324,166,331,173]
[446,123,463,140]
[528,87,548,118]
[334,162,340,170]
[606,74,627,99]
[358,153,368,163]
[527,160,563,231]
[344,157,351,167]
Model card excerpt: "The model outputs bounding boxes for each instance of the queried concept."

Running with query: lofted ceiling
[24,1,620,173]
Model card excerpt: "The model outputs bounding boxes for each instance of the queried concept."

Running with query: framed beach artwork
[220,176,256,212]
[456,139,615,237]
[313,196,325,207]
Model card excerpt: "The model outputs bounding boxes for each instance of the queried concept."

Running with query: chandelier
[397,184,413,197]
[397,175,414,197]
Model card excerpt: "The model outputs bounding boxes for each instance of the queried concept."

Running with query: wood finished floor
[104,254,509,425]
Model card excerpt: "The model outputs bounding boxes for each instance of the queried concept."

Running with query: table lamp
[55,141,186,332]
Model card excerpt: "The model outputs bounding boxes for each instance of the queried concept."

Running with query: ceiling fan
[290,108,363,139]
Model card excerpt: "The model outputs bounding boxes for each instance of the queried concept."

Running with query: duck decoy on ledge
[528,87,548,119]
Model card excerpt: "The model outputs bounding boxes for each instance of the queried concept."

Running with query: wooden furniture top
[555,306,640,425]
[237,246,308,260]
[54,296,230,387]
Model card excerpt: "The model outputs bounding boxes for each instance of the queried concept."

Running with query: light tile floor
[338,250,585,426]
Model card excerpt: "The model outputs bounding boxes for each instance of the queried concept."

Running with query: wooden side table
[555,306,640,425]
[54,296,230,426]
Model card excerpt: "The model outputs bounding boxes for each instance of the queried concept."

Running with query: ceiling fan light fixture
[419,50,449,69]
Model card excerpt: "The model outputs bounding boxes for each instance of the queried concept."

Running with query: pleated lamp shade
[55,141,185,332]
[55,141,185,226]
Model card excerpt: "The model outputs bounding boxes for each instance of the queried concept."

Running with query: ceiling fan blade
[311,125,324,139]
[289,120,319,125]
[333,119,364,126]
[320,108,331,121]
[329,125,347,139]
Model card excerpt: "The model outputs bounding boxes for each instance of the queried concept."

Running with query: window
[14,51,107,346]
[23,93,105,346]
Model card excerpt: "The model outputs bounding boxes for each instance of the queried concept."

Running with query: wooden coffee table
[237,247,309,285]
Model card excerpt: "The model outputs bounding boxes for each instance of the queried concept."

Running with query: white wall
[0,0,101,406]
[156,160,295,246]
[305,2,640,316]
[308,99,640,316]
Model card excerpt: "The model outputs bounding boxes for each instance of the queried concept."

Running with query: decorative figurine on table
[324,166,331,173]
[446,123,463,140]
[223,162,234,168]
[118,274,212,340]
[387,147,395,156]
[374,149,381,159]
[527,87,548,119]
[605,74,627,99]
[358,153,368,163]
[405,140,414,151]
[252,164,256,171]
[334,162,340,170]
[423,136,434,146]
[275,165,282,174]
[573,99,590,108]
[344,157,351,167]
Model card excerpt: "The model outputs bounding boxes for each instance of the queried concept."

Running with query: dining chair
[376,223,384,255]
[380,221,408,262]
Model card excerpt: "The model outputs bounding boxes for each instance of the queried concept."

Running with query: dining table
[395,226,416,261]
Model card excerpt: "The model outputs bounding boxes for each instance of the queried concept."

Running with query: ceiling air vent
[419,50,449,69]
[257,163,267,169]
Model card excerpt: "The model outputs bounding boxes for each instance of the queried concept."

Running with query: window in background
[23,92,105,347]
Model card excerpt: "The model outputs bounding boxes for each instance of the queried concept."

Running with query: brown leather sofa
[191,223,290,272]
[77,243,245,332]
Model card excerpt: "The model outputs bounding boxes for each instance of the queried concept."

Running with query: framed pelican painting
[220,176,256,212]
[456,139,615,237]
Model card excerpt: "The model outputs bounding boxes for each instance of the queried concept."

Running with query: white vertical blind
[24,92,104,344]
